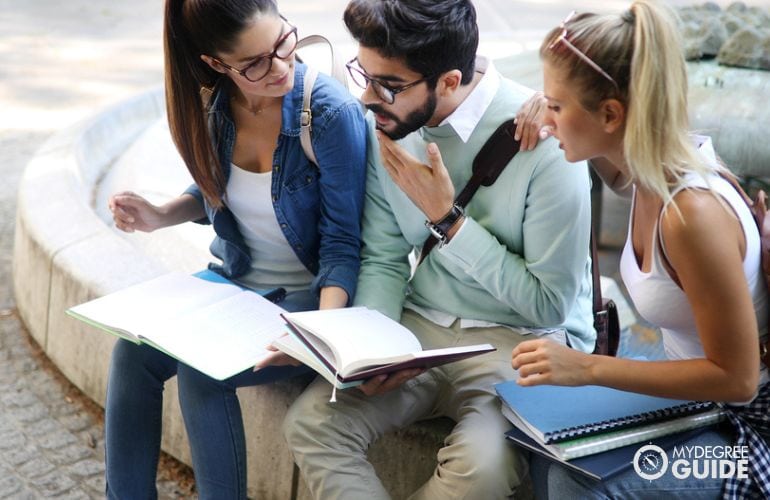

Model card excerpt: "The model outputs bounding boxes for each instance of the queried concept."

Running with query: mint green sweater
[354,78,596,352]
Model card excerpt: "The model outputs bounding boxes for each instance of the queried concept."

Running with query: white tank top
[225,164,314,291]
[619,139,768,387]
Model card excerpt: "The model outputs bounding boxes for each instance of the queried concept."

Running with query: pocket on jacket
[285,165,320,210]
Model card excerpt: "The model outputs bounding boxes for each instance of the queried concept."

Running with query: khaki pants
[284,309,552,500]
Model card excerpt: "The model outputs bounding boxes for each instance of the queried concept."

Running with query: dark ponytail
[163,0,278,208]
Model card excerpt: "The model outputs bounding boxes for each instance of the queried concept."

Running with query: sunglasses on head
[548,11,619,91]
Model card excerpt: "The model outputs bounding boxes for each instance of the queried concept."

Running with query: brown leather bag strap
[590,227,603,315]
[718,170,770,369]
[418,119,521,265]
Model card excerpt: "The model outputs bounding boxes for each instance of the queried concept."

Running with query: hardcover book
[275,307,496,389]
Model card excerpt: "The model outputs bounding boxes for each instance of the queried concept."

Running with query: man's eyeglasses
[548,11,619,91]
[212,24,298,83]
[346,58,433,105]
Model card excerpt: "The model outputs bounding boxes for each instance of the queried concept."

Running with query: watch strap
[425,203,464,246]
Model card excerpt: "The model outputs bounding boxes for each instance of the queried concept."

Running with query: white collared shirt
[437,57,501,144]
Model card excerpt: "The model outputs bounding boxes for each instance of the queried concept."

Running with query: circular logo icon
[633,444,669,481]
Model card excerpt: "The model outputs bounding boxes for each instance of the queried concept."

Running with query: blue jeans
[105,290,318,499]
[529,428,732,500]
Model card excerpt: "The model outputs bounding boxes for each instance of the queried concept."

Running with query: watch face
[633,444,669,480]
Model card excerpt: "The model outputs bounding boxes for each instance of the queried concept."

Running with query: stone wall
[680,2,770,70]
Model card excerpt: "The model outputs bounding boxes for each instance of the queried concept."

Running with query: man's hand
[376,131,455,222]
[356,368,424,396]
[513,91,550,151]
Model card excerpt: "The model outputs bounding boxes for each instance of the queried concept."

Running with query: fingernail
[428,143,438,154]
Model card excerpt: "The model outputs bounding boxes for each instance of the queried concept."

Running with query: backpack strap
[295,34,348,167]
[296,34,348,89]
[417,119,520,264]
[300,66,319,166]
[720,171,770,369]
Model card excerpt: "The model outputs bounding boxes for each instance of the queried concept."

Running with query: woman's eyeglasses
[549,11,619,91]
[346,57,433,105]
[213,24,298,83]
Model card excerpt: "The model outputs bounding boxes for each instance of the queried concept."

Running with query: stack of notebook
[495,381,724,481]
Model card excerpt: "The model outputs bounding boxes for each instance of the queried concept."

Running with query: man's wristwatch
[424,203,464,248]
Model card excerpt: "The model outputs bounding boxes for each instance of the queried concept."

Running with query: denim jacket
[184,63,367,303]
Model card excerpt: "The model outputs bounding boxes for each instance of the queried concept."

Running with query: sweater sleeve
[437,146,592,326]
[352,128,414,320]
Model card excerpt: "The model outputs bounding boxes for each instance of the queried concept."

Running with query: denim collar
[207,62,310,138]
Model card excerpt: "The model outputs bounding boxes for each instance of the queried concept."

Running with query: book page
[344,344,495,376]
[68,272,243,336]
[284,308,422,374]
[290,326,337,370]
[270,335,362,389]
[140,290,288,380]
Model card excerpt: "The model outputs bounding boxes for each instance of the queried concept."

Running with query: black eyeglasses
[212,25,298,83]
[346,57,433,105]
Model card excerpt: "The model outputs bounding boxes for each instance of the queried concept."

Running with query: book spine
[544,401,715,444]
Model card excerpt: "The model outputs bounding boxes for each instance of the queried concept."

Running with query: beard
[366,90,437,140]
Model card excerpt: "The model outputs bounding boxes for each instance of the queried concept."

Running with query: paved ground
[1,1,766,498]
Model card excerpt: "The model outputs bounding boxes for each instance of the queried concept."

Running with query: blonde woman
[511,1,770,498]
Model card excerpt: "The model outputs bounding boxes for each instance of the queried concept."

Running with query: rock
[725,1,747,14]
[717,27,770,71]
[680,6,727,59]
[722,13,745,36]
[679,2,770,70]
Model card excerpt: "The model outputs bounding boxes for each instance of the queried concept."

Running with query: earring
[200,86,213,108]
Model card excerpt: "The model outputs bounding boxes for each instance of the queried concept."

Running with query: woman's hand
[108,191,167,233]
[253,337,303,371]
[514,91,550,151]
[511,339,595,387]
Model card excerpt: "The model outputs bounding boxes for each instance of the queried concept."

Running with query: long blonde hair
[540,0,713,206]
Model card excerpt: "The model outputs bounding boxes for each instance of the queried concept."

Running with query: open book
[66,272,289,380]
[495,380,723,460]
[273,307,496,389]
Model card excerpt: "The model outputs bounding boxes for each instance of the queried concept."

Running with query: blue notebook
[193,269,286,303]
[495,381,714,444]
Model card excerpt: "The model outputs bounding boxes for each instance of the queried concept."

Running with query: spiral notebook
[506,425,717,481]
[495,381,715,445]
